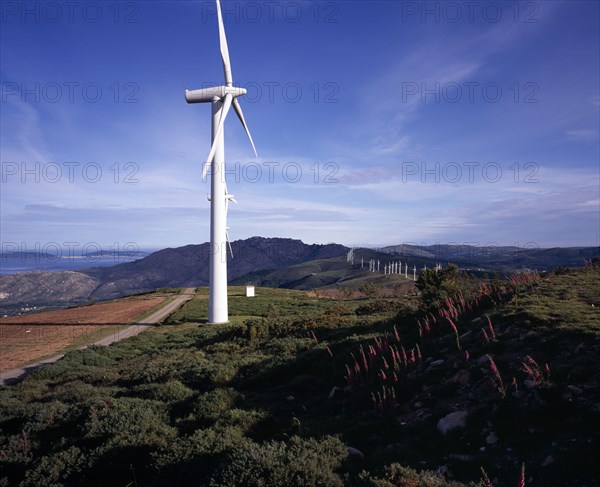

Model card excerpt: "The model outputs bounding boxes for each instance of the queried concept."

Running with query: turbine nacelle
[185,86,247,104]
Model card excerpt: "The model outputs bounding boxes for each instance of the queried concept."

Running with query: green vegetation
[168,286,350,324]
[416,264,462,307]
[0,266,599,486]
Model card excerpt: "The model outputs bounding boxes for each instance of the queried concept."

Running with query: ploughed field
[0,296,166,372]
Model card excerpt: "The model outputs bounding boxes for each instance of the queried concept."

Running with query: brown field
[0,297,166,372]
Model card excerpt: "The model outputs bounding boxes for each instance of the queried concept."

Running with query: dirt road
[92,288,196,346]
[0,288,196,385]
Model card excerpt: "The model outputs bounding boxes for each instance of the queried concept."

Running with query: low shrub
[355,300,399,316]
[132,380,194,402]
[193,388,243,424]
[20,446,87,487]
[83,397,176,450]
[358,463,478,486]
[209,435,347,487]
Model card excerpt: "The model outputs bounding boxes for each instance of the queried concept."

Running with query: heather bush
[244,317,295,341]
[193,388,242,424]
[355,299,399,316]
[416,264,462,308]
[83,397,176,449]
[358,463,479,486]
[20,400,74,433]
[20,446,87,487]
[209,435,347,487]
[360,283,380,299]
[214,408,267,433]
[150,426,252,483]
[51,382,120,406]
[132,380,194,402]
[30,348,116,383]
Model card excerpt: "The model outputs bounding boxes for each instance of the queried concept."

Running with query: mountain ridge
[1,237,597,314]
[0,237,349,312]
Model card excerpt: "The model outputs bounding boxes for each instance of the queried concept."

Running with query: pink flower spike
[480,468,493,487]
[487,354,506,398]
[486,315,496,341]
[447,318,461,351]
[393,325,400,342]
[360,346,368,369]
[522,363,534,379]
[482,328,490,343]
[518,463,526,487]
[465,350,470,362]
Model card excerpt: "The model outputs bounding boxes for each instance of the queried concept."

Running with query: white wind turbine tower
[185,0,257,324]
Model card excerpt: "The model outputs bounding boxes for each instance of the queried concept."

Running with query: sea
[0,251,155,275]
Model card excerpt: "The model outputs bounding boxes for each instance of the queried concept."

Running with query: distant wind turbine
[185,0,257,324]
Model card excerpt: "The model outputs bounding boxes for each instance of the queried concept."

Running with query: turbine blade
[226,229,233,258]
[225,183,238,204]
[232,98,258,158]
[202,93,233,179]
[224,196,238,214]
[216,0,233,86]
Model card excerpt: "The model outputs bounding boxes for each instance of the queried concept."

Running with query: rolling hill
[0,238,597,315]
[0,238,348,313]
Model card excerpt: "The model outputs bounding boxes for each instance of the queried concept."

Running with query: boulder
[437,410,468,435]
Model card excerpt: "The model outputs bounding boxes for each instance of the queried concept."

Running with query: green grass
[231,255,418,291]
[168,286,357,323]
[0,267,598,486]
[505,269,600,337]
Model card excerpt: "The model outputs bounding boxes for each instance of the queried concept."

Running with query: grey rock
[437,410,468,435]
[346,446,364,460]
[486,432,499,445]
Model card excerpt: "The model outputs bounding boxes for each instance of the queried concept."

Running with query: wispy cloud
[565,129,599,140]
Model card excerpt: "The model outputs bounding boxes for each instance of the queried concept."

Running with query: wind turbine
[185,0,257,324]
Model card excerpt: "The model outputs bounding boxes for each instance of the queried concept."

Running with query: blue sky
[1,0,599,255]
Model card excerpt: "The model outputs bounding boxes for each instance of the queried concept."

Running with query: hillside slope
[382,244,599,271]
[0,266,598,486]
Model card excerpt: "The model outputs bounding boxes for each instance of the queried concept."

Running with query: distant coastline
[0,250,156,275]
